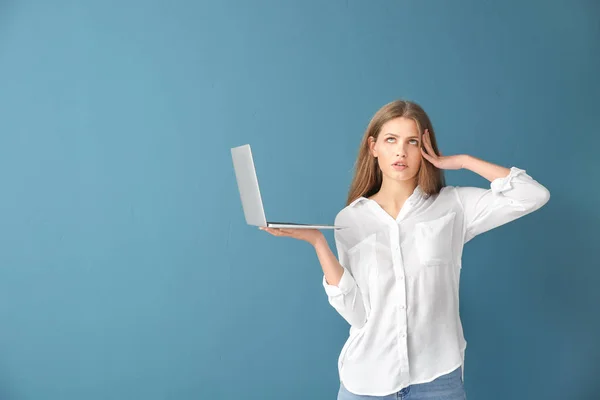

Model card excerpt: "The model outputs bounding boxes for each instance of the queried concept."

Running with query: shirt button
[402,333,406,338]
[400,305,405,309]
[400,276,404,280]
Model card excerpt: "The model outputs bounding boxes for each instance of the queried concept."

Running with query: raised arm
[420,131,550,243]
[457,156,550,242]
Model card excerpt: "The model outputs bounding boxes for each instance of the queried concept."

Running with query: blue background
[0,0,598,399]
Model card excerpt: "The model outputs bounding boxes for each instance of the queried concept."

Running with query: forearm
[461,154,511,182]
[316,234,368,328]
[313,234,344,286]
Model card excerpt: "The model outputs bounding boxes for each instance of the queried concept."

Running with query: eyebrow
[384,133,420,139]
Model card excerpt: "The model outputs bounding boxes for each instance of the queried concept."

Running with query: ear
[368,136,377,158]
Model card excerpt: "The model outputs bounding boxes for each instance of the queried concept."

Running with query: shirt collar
[350,185,426,208]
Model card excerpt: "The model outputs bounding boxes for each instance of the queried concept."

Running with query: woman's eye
[386,137,418,144]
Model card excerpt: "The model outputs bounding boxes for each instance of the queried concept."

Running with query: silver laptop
[231,144,346,230]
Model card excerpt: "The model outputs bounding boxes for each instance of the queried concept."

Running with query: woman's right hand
[259,227,325,247]
[261,226,345,287]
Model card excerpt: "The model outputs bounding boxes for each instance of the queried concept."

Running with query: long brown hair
[346,100,445,206]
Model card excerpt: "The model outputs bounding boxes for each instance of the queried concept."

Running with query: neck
[371,178,418,209]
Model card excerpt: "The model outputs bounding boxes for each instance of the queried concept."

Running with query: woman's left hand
[420,129,466,170]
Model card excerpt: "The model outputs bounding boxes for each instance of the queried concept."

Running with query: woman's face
[369,117,422,184]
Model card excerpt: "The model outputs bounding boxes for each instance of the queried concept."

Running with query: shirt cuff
[490,167,526,194]
[322,267,355,297]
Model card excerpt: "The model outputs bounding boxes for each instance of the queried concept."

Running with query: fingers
[421,147,439,167]
[260,227,292,237]
[421,147,433,162]
[423,130,437,157]
[420,130,429,155]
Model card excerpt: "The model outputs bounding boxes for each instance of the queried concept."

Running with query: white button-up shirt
[323,167,550,396]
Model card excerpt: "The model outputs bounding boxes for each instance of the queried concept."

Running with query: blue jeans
[337,367,466,400]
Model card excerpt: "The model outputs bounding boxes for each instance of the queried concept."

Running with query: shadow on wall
[535,195,600,400]
[462,191,600,399]
[1,5,22,400]
[0,363,19,400]
[0,0,15,34]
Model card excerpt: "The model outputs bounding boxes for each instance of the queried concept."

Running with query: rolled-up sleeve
[322,231,368,329]
[456,167,550,243]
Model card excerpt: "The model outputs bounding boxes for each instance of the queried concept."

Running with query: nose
[396,143,408,158]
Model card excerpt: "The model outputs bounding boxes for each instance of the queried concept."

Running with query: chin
[387,171,417,182]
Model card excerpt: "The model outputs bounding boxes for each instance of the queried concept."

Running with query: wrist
[312,232,327,249]
[460,154,474,170]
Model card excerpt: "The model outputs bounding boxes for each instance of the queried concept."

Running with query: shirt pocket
[347,233,377,312]
[414,212,456,267]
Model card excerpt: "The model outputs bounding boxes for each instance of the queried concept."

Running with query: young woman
[261,100,550,399]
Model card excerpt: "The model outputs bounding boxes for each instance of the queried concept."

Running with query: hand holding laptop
[259,226,324,246]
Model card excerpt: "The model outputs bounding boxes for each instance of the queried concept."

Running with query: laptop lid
[231,144,268,227]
